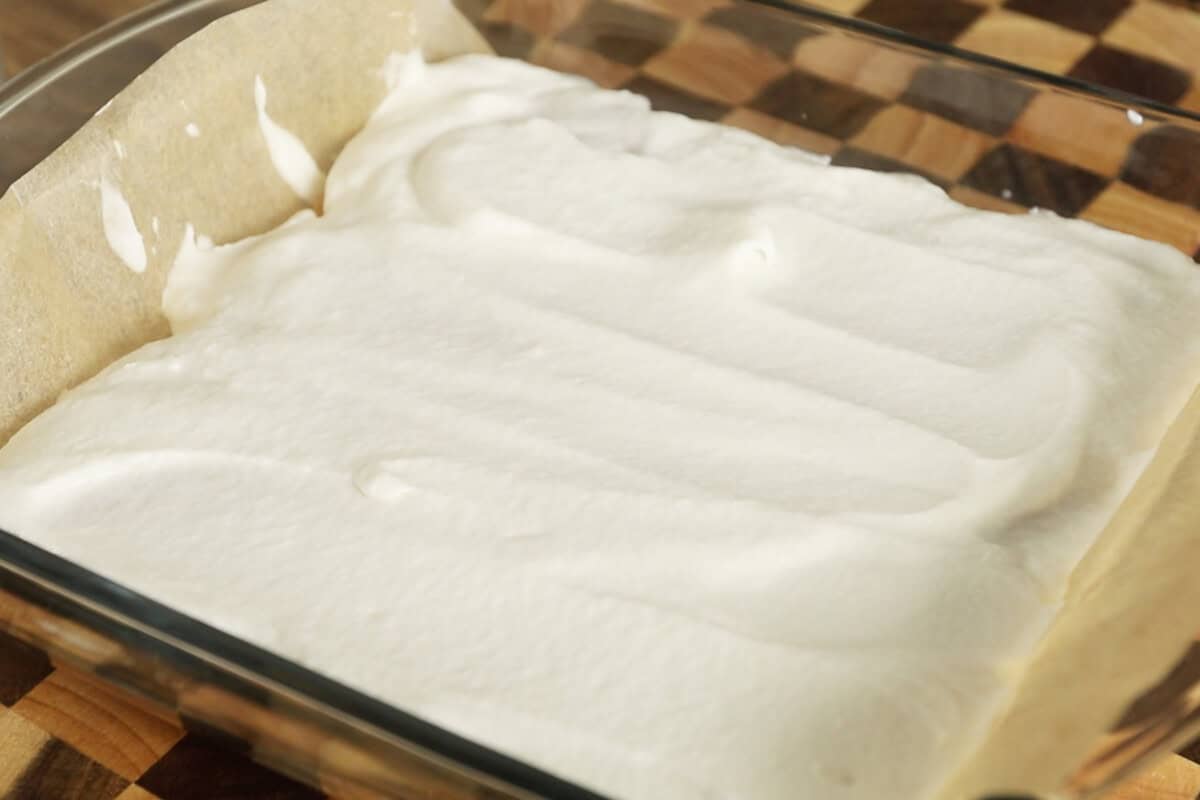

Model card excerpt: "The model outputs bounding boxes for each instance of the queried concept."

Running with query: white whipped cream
[5,54,1200,799]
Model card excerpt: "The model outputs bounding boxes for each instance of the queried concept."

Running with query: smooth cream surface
[4,54,1200,799]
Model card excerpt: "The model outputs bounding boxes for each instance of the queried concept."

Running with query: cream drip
[253,75,325,207]
[4,54,1200,800]
[98,175,146,273]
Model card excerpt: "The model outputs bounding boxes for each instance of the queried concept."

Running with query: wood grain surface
[0,0,149,76]
[1,1,1200,798]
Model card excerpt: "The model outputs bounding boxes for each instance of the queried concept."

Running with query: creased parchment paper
[0,0,487,445]
[1,1,1198,797]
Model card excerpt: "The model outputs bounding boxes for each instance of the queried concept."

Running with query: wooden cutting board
[1,1,1200,798]
[1,625,1198,799]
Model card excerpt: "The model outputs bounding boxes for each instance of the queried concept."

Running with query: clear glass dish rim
[2,2,1199,799]
[0,0,217,115]
[0,529,605,798]
[5,0,1200,124]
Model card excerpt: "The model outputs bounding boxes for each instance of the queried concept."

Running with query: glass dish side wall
[2,1,1199,798]
[0,0,263,193]
[0,531,595,800]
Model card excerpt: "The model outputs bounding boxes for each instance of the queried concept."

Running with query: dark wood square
[857,0,985,43]
[1180,730,1200,764]
[748,71,888,139]
[1115,643,1200,729]
[900,64,1036,136]
[962,143,1108,216]
[558,0,680,66]
[1121,125,1200,209]
[702,5,821,60]
[831,146,946,187]
[475,20,537,58]
[1068,44,1192,106]
[9,737,129,800]
[138,736,324,800]
[0,633,53,706]
[1003,0,1132,35]
[622,74,730,120]
[451,0,492,23]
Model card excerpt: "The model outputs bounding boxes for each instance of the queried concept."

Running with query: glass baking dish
[2,1,1200,798]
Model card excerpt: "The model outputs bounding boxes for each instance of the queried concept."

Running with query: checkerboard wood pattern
[822,0,1200,113]
[466,0,1200,261]
[0,629,1196,800]
[4,1,1200,798]
[0,632,326,800]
